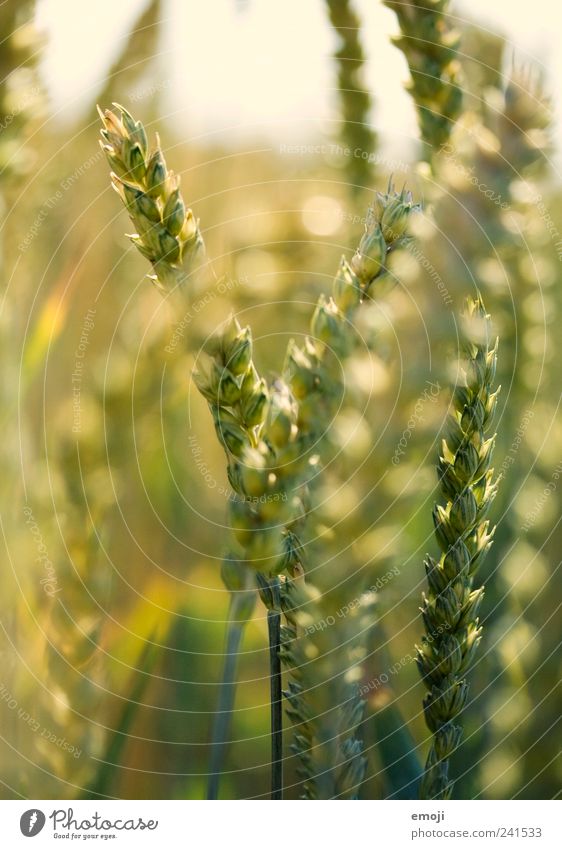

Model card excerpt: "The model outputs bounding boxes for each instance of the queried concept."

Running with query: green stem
[207,598,247,800]
[267,606,283,799]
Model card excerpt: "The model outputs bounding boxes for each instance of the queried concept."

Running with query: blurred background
[0,0,560,800]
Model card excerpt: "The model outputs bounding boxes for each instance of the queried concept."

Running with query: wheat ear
[383,0,463,153]
[417,296,500,799]
[98,103,204,293]
[324,0,375,191]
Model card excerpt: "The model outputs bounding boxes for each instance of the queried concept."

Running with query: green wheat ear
[98,102,204,293]
[417,295,500,800]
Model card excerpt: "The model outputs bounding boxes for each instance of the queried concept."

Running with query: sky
[35,0,560,162]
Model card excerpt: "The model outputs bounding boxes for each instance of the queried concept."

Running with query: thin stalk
[207,601,246,800]
[267,605,283,799]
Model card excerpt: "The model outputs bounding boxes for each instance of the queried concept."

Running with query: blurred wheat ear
[383,0,463,157]
[417,296,500,799]
[324,0,375,192]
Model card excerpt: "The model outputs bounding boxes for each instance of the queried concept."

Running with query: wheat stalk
[417,295,500,799]
[193,315,289,797]
[195,313,296,799]
[198,182,415,793]
[195,183,420,799]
